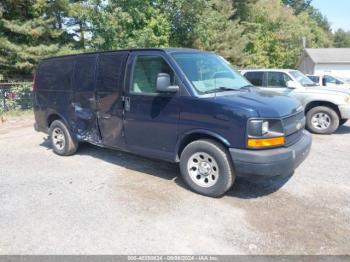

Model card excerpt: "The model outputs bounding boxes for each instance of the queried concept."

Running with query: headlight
[247,119,285,149]
[262,121,269,134]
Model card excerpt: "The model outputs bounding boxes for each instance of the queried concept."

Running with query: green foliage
[193,0,248,66]
[0,0,343,78]
[333,29,350,48]
[282,0,312,14]
[0,0,75,79]
[232,0,258,21]
[282,0,331,31]
[243,0,331,68]
[0,82,32,113]
[161,0,208,47]
[86,0,172,50]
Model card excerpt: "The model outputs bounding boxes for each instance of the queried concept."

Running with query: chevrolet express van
[33,48,311,197]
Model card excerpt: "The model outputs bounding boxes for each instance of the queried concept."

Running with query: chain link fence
[0,82,33,115]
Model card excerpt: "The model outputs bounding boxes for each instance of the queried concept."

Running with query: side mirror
[156,73,179,93]
[286,80,297,89]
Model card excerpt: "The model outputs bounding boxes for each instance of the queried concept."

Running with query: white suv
[241,69,350,134]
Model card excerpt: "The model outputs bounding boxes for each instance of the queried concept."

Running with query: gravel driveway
[0,117,349,254]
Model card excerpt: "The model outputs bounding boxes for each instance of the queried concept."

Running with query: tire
[49,120,78,156]
[306,106,339,134]
[179,139,235,197]
[340,119,348,126]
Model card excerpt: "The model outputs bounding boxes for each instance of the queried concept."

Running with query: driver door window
[131,55,175,94]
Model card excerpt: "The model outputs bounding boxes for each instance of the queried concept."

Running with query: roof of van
[41,48,204,61]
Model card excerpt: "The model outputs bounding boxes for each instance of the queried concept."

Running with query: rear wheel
[306,106,339,134]
[49,120,78,156]
[179,139,235,197]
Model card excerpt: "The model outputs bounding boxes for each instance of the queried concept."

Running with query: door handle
[124,97,131,111]
[97,112,112,119]
[100,114,112,119]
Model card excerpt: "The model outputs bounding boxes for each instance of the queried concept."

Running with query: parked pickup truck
[33,49,311,197]
[307,74,350,89]
[241,69,350,134]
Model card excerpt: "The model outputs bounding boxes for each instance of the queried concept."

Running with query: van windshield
[172,52,252,94]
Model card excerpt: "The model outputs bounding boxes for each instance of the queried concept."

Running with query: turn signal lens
[247,137,285,149]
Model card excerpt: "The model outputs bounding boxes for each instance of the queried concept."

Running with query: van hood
[209,89,302,118]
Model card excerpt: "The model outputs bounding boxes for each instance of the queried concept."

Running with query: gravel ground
[0,116,349,255]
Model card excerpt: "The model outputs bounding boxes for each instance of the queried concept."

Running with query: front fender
[294,92,346,108]
[174,129,231,161]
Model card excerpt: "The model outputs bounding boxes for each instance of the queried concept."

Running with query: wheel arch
[304,100,341,118]
[46,111,69,129]
[175,130,230,162]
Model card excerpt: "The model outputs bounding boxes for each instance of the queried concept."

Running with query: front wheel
[179,139,235,197]
[306,106,339,134]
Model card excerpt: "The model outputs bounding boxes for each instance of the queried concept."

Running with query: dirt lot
[0,116,349,255]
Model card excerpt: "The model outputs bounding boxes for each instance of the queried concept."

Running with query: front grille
[282,111,305,146]
[285,129,303,146]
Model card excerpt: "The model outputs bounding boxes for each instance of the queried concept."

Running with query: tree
[243,0,331,68]
[282,0,331,32]
[333,29,350,48]
[282,0,312,14]
[160,0,207,47]
[0,0,75,79]
[87,0,171,50]
[231,0,258,21]
[193,0,248,65]
[65,0,95,49]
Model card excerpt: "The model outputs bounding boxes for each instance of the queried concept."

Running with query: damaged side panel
[95,51,129,149]
[71,54,101,144]
[60,51,130,147]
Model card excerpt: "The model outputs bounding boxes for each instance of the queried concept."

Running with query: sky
[311,0,350,31]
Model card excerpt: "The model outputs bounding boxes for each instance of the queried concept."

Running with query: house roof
[305,48,350,64]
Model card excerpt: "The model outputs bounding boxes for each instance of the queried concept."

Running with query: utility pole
[302,37,307,48]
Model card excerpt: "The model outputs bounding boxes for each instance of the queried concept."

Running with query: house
[298,48,350,79]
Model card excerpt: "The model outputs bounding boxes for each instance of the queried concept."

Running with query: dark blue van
[33,48,312,197]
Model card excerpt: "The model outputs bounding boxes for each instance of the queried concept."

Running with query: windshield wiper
[240,84,255,90]
[204,86,239,94]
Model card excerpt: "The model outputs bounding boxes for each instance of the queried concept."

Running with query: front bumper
[339,104,350,119]
[229,130,312,177]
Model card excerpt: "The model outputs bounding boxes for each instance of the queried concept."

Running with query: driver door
[123,52,180,161]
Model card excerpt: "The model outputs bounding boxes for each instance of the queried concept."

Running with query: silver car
[241,69,350,134]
